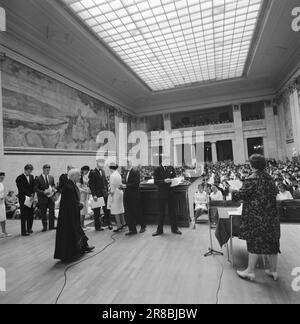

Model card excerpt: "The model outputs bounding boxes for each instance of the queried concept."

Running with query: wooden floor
[0,220,300,304]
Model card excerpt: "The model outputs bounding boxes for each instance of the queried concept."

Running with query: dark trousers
[93,196,110,230]
[124,191,139,233]
[20,204,34,234]
[102,197,111,226]
[157,190,178,233]
[40,198,55,229]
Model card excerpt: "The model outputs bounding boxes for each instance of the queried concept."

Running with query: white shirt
[24,174,30,183]
[126,168,133,183]
[277,191,293,201]
[210,190,223,201]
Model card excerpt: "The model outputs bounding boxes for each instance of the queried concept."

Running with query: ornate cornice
[275,74,300,104]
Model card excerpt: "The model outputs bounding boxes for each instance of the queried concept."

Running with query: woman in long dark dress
[231,155,281,281]
[54,169,94,263]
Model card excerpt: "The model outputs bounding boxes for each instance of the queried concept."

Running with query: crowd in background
[1,157,300,238]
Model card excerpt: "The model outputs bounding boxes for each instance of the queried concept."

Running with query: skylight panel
[62,0,263,91]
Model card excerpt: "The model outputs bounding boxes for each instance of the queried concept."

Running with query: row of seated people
[194,182,300,225]
[173,119,233,129]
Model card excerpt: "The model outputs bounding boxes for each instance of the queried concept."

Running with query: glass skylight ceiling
[62,0,263,91]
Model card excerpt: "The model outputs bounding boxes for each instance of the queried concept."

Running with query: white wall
[2,154,98,193]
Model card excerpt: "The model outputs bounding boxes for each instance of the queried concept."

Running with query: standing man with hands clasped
[89,158,112,231]
[16,164,35,236]
[34,164,57,232]
[152,160,182,237]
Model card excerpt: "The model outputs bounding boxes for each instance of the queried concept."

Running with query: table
[215,208,242,266]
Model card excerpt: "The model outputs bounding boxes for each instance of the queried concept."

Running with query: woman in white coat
[107,163,125,233]
[0,172,11,237]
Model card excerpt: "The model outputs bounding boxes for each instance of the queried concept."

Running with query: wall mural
[2,58,133,151]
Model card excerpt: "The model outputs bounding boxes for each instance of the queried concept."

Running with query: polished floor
[0,220,299,304]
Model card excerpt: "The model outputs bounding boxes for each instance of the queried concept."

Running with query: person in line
[54,169,94,263]
[89,159,112,231]
[16,164,35,236]
[107,163,126,233]
[123,160,145,236]
[232,154,281,282]
[277,184,294,201]
[5,190,20,219]
[0,172,11,237]
[34,164,57,232]
[78,166,90,230]
[152,163,182,236]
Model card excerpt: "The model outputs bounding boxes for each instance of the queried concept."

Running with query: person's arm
[16,177,32,197]
[126,170,140,189]
[232,178,255,202]
[88,172,97,197]
[34,177,46,196]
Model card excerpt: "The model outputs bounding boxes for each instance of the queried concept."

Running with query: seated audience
[277,184,294,201]
[194,184,208,220]
[0,172,11,237]
[5,190,20,219]
[293,185,300,199]
[210,184,224,201]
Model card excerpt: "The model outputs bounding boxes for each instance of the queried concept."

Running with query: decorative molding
[4,147,98,156]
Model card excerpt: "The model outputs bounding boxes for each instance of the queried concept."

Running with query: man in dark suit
[34,164,57,232]
[123,161,146,236]
[16,164,35,236]
[153,164,182,236]
[89,159,111,231]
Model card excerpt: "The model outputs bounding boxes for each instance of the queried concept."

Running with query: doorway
[247,137,264,157]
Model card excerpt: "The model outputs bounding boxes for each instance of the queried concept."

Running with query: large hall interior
[0,0,300,305]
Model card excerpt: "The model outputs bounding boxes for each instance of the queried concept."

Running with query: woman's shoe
[113,228,122,233]
[265,270,279,281]
[237,270,256,281]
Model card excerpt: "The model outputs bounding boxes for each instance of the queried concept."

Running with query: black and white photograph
[0,0,300,307]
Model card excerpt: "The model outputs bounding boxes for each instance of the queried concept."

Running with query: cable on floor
[215,258,225,305]
[55,232,118,304]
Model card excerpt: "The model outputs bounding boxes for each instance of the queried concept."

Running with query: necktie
[45,176,49,188]
[126,170,131,183]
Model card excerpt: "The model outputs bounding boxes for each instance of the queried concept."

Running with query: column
[211,141,218,163]
[276,101,287,159]
[273,105,284,160]
[264,101,278,160]
[0,68,4,170]
[232,105,246,164]
[244,138,249,161]
[163,113,172,132]
[289,84,300,154]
